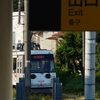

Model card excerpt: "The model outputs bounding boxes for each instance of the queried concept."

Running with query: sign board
[61,0,100,31]
[29,0,61,31]
[29,0,100,31]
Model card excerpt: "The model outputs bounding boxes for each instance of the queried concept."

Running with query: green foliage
[95,36,100,92]
[95,64,100,92]
[96,64,100,77]
[13,0,24,11]
[13,0,18,11]
[55,64,83,94]
[95,92,100,99]
[55,65,70,86]
[96,32,100,43]
[96,44,100,66]
[29,94,52,100]
[55,31,100,94]
[13,88,16,99]
[56,31,82,74]
[64,75,83,94]
[55,31,84,94]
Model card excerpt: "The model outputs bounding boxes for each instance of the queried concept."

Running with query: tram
[12,49,56,93]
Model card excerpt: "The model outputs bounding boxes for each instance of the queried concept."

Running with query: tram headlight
[45,73,51,79]
[31,74,36,79]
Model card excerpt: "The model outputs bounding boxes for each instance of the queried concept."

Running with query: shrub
[63,75,84,94]
[13,88,16,99]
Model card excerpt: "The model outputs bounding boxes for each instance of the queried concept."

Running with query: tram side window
[20,69,21,73]
[18,62,19,67]
[13,58,16,72]
[17,69,19,73]
[20,62,22,67]
[17,61,22,67]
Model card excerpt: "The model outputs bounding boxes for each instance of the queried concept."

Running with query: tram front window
[31,54,55,72]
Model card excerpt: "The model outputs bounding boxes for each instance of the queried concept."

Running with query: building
[32,31,63,54]
[12,12,63,53]
[12,11,24,49]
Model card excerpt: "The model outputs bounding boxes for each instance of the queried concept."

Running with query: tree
[95,32,100,71]
[96,31,100,43]
[13,0,24,11]
[56,31,82,74]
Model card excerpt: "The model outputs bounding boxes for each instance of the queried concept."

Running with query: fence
[16,78,25,100]
[16,77,62,100]
[52,77,62,100]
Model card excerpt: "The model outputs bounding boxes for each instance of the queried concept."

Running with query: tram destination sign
[29,0,100,31]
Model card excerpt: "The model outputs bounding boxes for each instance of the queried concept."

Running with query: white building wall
[12,12,24,48]
[13,13,57,53]
[39,31,56,54]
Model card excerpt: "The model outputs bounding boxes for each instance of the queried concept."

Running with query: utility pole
[18,0,21,24]
[85,32,96,100]
[24,0,31,99]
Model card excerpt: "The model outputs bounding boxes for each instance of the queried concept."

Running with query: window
[17,69,19,73]
[20,62,22,67]
[20,69,21,73]
[31,54,55,72]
